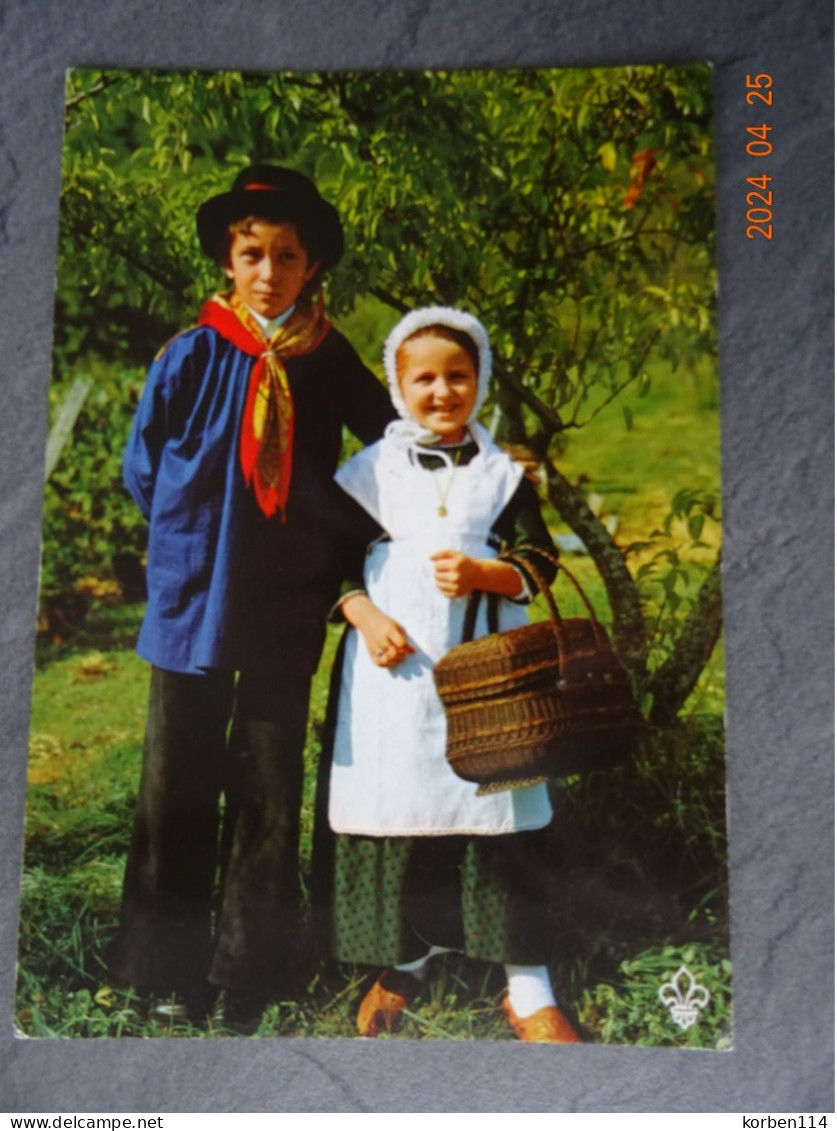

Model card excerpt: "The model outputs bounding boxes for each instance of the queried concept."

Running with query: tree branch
[492,358,566,437]
[62,211,192,296]
[569,328,661,429]
[578,227,709,257]
[65,73,120,117]
[368,286,411,316]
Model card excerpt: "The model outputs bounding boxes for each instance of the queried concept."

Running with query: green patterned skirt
[331,829,557,968]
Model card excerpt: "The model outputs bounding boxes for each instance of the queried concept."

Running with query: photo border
[0,0,832,1113]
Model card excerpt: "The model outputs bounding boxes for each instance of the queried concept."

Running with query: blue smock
[123,323,395,674]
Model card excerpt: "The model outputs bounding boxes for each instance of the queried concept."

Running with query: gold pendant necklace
[432,448,462,516]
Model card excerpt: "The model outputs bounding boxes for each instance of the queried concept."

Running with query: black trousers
[109,664,311,999]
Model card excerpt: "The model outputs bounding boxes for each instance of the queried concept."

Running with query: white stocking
[504,964,557,1018]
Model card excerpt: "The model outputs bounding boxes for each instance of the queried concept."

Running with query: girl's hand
[430,550,481,598]
[429,551,526,600]
[362,614,414,668]
[340,593,414,668]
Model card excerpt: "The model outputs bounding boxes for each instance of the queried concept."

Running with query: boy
[109,164,395,1031]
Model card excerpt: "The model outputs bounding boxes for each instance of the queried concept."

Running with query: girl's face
[396,334,478,443]
[225,220,319,318]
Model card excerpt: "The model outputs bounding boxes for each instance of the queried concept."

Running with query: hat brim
[196,188,344,269]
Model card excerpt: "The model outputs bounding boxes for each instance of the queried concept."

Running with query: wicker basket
[433,551,645,791]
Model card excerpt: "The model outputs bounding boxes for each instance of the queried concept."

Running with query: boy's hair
[215,215,306,266]
[396,324,481,376]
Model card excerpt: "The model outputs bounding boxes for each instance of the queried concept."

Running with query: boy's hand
[500,443,542,485]
[340,593,414,668]
[430,550,481,598]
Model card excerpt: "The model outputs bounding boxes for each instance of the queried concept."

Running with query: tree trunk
[646,554,723,726]
[542,459,648,674]
[492,381,529,444]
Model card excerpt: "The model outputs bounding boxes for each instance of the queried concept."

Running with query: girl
[326,307,581,1042]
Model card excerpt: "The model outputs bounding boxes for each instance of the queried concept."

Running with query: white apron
[329,425,553,836]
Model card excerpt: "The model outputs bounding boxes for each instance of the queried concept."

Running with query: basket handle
[506,546,610,650]
[459,546,609,663]
[461,588,499,642]
[459,552,573,674]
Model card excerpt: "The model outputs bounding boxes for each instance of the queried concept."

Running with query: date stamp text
[746,73,774,240]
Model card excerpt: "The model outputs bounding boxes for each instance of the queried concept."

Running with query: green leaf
[599,141,617,172]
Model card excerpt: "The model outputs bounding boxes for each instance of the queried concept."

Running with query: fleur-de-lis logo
[658,965,710,1031]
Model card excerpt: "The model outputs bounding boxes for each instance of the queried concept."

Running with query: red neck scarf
[199,291,330,519]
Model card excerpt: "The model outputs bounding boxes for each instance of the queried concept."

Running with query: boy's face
[397,334,478,444]
[225,220,319,318]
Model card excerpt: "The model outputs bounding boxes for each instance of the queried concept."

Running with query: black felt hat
[196,164,344,269]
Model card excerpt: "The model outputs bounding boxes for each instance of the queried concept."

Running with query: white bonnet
[382,306,492,422]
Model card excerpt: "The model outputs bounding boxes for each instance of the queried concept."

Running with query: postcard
[15,61,732,1052]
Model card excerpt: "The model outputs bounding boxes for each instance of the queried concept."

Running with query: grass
[17,595,731,1046]
[551,356,721,554]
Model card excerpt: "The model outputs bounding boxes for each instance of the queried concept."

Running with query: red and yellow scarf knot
[198,291,330,519]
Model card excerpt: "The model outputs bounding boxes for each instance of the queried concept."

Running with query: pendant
[437,505,448,517]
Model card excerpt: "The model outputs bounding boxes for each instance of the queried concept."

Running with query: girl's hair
[396,324,481,376]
